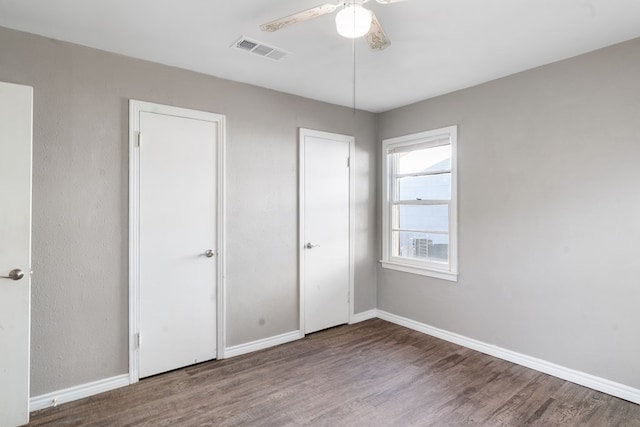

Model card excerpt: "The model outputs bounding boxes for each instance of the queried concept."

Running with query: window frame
[381,125,458,281]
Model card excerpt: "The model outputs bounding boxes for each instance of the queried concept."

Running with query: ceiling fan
[260,0,407,51]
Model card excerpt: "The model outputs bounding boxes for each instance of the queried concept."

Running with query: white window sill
[379,260,458,282]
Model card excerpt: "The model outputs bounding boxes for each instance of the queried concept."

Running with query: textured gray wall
[0,26,378,396]
[378,38,640,389]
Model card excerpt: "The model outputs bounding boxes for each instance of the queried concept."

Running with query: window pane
[396,204,448,233]
[397,144,451,174]
[393,231,449,262]
[397,173,451,201]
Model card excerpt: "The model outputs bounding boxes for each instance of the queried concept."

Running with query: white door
[300,128,353,334]
[0,82,32,426]
[133,102,220,379]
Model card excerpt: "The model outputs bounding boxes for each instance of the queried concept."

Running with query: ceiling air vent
[232,37,289,61]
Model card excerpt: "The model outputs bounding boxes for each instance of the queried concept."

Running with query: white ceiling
[1,0,640,112]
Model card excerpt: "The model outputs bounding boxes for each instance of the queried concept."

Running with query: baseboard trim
[351,309,378,324]
[377,310,640,405]
[224,330,303,359]
[30,374,130,412]
[28,313,640,412]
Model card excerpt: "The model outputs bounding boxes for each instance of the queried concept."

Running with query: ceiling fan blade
[364,12,391,51]
[260,3,340,32]
[375,0,408,3]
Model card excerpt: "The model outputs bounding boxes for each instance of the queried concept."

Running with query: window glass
[395,204,449,232]
[394,231,449,262]
[397,145,451,174]
[396,174,451,201]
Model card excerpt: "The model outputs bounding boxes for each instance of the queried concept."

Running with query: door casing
[128,100,226,383]
[298,128,355,335]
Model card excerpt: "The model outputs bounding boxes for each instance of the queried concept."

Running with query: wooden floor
[27,319,639,426]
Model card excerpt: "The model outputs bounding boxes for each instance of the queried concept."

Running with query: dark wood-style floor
[26,319,639,426]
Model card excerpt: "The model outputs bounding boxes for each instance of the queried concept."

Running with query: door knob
[1,269,25,280]
[305,243,320,249]
[203,249,215,258]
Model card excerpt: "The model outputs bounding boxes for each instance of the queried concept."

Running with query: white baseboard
[224,330,302,359]
[30,374,130,412]
[29,314,640,413]
[377,310,640,405]
[28,331,302,412]
[351,309,378,324]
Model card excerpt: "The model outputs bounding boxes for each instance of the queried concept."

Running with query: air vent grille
[232,37,289,61]
[237,39,258,51]
[252,45,274,56]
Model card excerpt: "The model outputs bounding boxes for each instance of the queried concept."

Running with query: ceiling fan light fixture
[335,4,372,38]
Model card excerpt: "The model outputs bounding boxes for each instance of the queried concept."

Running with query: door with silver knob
[135,101,221,379]
[299,128,352,335]
[0,81,33,426]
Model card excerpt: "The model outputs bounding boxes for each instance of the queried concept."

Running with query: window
[381,126,458,281]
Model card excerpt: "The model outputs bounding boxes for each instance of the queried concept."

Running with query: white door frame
[298,128,355,335]
[128,100,226,383]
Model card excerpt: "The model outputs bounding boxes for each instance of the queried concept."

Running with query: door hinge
[347,157,350,168]
[136,332,141,350]
[137,132,141,147]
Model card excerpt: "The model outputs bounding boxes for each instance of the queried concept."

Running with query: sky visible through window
[398,144,451,174]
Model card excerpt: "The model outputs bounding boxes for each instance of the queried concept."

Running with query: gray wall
[0,26,378,396]
[378,37,640,389]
